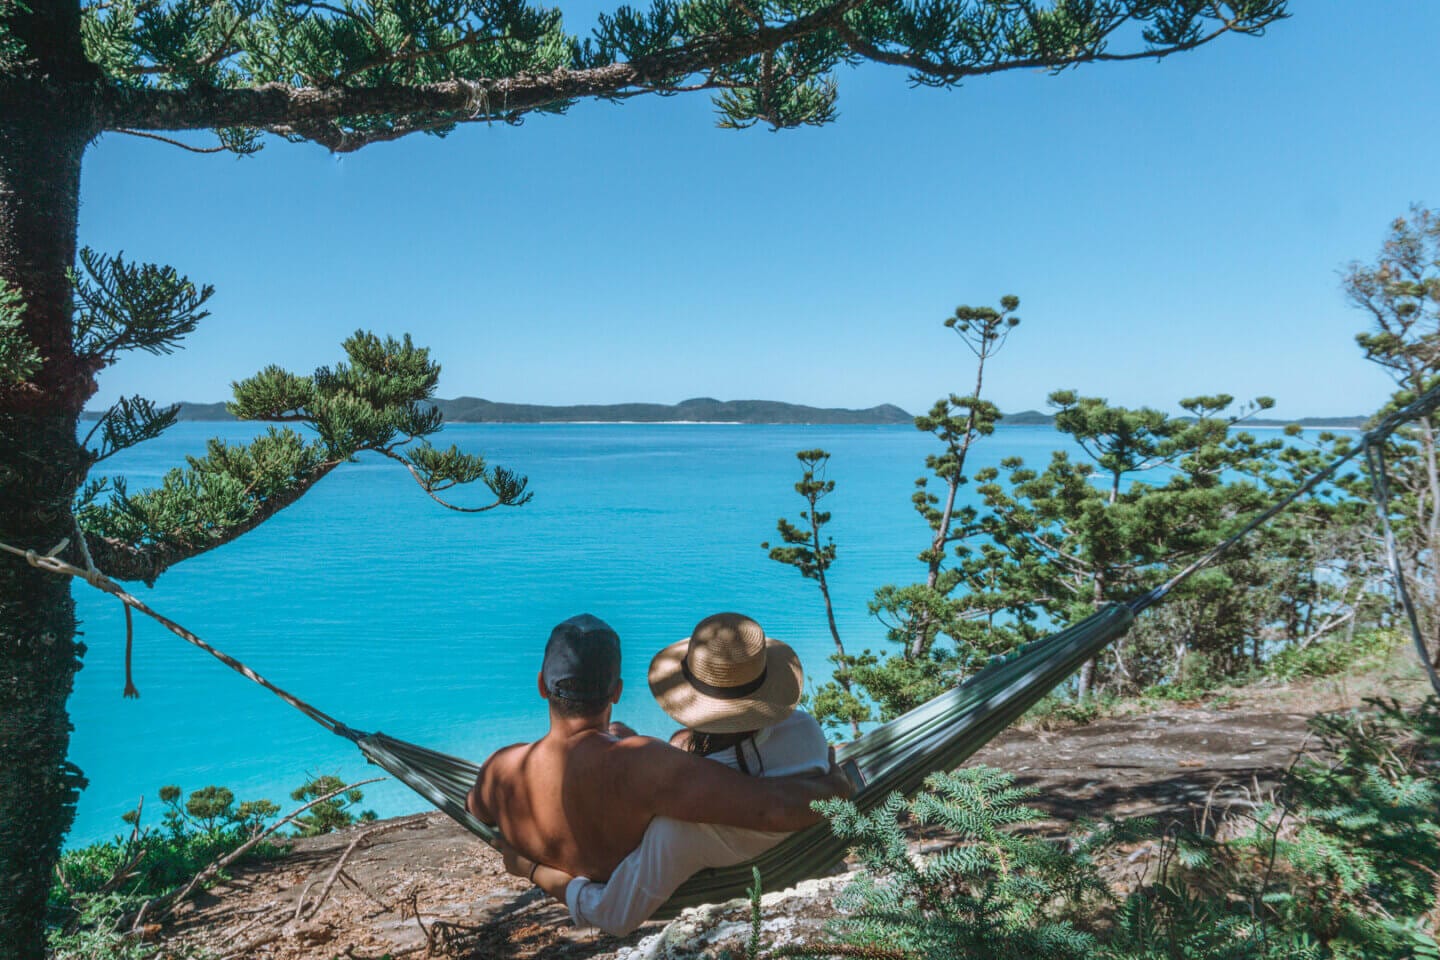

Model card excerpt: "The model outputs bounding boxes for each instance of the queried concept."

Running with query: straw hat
[648,613,803,734]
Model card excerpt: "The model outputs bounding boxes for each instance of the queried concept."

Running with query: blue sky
[79,1,1438,419]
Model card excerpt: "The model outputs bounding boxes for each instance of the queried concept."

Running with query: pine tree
[975,392,1281,698]
[881,296,1020,662]
[1344,207,1440,686]
[765,448,866,737]
[858,296,1029,720]
[0,3,1288,955]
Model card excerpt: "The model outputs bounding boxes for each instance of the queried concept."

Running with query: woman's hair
[687,729,762,775]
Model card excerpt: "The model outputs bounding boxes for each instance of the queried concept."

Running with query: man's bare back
[466,614,850,882]
[472,726,647,880]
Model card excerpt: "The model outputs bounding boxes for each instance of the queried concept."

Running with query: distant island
[80,400,1368,428]
[1003,409,1368,429]
[80,397,915,425]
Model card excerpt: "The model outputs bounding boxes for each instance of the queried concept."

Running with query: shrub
[49,775,377,956]
[289,774,378,836]
[747,698,1440,960]
[802,767,1138,960]
[1263,629,1403,683]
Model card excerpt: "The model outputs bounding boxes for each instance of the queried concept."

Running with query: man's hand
[493,837,576,905]
[817,747,856,800]
[494,838,531,879]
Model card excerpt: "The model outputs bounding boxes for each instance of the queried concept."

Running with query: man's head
[540,614,622,718]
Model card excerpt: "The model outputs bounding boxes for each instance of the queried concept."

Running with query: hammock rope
[0,539,365,743]
[6,382,1440,914]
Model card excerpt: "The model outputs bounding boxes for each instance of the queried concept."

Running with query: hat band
[681,655,768,700]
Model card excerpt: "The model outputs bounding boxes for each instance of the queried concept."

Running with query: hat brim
[648,636,803,735]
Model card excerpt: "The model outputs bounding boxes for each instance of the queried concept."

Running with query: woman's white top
[564,710,830,935]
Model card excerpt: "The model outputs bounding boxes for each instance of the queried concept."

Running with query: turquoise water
[66,422,1098,845]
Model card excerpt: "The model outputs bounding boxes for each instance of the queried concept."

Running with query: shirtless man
[466,614,851,882]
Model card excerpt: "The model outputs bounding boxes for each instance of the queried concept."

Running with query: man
[466,614,851,883]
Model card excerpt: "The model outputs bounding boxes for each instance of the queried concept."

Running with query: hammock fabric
[8,383,1440,920]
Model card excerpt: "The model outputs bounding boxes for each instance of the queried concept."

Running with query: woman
[500,611,831,935]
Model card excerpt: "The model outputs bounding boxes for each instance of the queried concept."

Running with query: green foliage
[84,395,181,464]
[766,449,838,582]
[1022,691,1112,728]
[48,781,285,952]
[0,276,40,384]
[78,425,328,554]
[802,766,1132,960]
[289,774,377,836]
[71,247,214,364]
[0,0,30,71]
[831,297,1029,725]
[765,449,870,734]
[1263,629,1403,683]
[829,642,963,722]
[1109,698,1440,960]
[47,892,159,960]
[79,329,531,580]
[975,392,1284,697]
[1344,207,1440,678]
[48,773,379,952]
[1266,698,1440,951]
[749,700,1440,960]
[746,867,764,960]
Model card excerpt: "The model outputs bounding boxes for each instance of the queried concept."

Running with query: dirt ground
[157,656,1433,960]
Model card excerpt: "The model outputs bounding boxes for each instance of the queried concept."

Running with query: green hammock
[353,603,1136,917]
[9,383,1440,921]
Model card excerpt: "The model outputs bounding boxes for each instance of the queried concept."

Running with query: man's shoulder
[587,734,694,782]
[577,732,668,765]
[479,741,531,781]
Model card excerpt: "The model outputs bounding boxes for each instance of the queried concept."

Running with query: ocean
[64,420,1130,845]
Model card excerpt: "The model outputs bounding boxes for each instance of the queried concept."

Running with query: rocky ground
[157,656,1433,960]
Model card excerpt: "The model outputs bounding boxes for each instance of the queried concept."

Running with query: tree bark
[0,29,96,955]
[1076,572,1106,700]
[808,506,861,740]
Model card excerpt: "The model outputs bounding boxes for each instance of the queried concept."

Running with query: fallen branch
[294,880,317,923]
[306,819,411,918]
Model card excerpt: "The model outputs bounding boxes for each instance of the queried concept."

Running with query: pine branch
[85,394,180,462]
[77,329,531,583]
[71,247,214,365]
[82,451,343,584]
[81,0,870,147]
[38,0,1289,149]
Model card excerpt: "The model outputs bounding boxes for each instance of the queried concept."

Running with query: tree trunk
[1075,655,1095,701]
[815,567,862,740]
[1076,572,1106,700]
[0,64,94,958]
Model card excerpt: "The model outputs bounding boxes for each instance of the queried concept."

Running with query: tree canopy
[4,1,1288,156]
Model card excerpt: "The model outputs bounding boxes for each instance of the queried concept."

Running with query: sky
[78,1,1440,420]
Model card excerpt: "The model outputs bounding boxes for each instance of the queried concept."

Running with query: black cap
[542,614,621,702]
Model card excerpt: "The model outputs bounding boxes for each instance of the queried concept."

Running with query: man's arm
[466,745,519,823]
[465,763,493,822]
[612,738,852,832]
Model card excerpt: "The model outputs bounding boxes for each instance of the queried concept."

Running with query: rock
[615,875,851,960]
